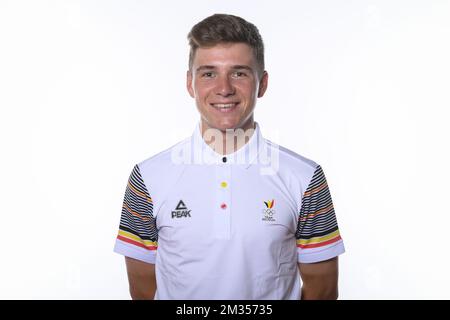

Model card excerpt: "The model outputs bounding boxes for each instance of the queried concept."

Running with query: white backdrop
[1,0,449,299]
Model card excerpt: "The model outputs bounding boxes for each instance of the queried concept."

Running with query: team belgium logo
[262,199,276,221]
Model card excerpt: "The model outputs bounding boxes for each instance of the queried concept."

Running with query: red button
[220,203,227,210]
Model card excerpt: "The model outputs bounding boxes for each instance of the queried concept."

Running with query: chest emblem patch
[262,199,276,221]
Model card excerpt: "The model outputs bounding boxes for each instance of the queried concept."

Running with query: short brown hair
[187,14,265,75]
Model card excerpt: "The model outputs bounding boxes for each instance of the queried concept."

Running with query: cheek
[194,84,213,101]
[236,81,257,97]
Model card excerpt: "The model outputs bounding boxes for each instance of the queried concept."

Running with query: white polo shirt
[114,123,345,300]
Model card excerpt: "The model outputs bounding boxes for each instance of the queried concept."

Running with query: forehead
[193,42,256,68]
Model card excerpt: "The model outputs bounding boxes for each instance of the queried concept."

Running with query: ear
[187,70,195,98]
[257,71,268,98]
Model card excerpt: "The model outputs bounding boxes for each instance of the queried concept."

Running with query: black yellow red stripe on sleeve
[296,165,342,249]
[116,165,158,251]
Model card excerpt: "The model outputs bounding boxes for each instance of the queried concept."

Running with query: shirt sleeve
[113,164,158,264]
[296,165,345,263]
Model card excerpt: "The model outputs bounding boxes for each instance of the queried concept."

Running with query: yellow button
[220,181,228,188]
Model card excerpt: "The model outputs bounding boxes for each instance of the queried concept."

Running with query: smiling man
[188,41,265,133]
[114,14,345,300]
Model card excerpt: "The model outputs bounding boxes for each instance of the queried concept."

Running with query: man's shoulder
[264,138,319,173]
[260,139,323,197]
[130,138,191,196]
[137,137,191,171]
[132,138,190,180]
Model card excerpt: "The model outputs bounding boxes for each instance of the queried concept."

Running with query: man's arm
[125,257,157,300]
[298,257,339,300]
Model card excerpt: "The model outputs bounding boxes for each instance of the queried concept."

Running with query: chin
[217,122,241,131]
[206,119,238,131]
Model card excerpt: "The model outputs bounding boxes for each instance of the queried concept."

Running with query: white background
[1,0,449,299]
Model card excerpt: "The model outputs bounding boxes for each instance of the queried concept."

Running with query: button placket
[213,160,232,239]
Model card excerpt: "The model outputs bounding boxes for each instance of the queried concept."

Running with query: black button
[222,157,227,163]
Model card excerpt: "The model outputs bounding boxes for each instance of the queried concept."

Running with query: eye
[232,71,247,78]
[201,72,214,78]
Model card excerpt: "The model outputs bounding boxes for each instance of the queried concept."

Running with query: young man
[114,14,345,300]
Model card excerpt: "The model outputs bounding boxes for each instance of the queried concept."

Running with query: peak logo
[172,200,191,218]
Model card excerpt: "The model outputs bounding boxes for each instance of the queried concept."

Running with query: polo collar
[192,122,264,168]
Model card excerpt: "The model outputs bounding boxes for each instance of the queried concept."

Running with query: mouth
[210,102,239,112]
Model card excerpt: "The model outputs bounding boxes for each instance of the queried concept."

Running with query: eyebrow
[195,65,254,72]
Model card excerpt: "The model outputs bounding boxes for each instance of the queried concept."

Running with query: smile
[210,103,239,111]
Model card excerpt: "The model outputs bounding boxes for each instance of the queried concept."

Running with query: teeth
[212,103,236,109]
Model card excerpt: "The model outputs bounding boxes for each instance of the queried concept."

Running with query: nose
[215,75,235,97]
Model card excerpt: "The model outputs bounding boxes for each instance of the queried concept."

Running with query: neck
[201,119,256,155]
